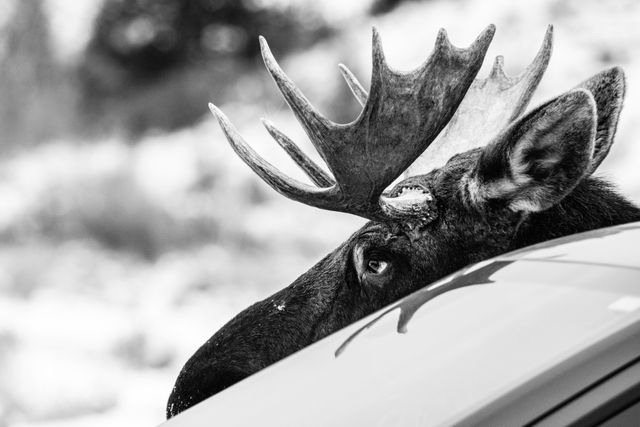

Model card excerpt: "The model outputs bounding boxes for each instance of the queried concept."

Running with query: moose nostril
[167,367,248,418]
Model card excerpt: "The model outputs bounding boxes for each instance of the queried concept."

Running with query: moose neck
[511,177,640,249]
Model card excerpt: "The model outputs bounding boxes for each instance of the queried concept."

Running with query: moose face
[168,24,638,418]
[165,161,515,418]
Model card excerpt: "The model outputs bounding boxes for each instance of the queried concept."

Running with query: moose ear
[467,88,596,212]
[576,67,625,175]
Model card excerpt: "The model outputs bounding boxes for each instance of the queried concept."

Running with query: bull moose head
[167,24,640,417]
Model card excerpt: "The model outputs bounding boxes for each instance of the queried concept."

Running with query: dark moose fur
[167,67,640,417]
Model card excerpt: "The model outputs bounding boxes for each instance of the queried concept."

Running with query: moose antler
[405,25,554,175]
[210,26,495,221]
[339,27,554,177]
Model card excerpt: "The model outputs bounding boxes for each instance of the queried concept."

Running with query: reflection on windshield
[335,260,514,357]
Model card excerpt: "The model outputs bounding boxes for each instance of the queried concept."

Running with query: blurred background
[0,0,639,425]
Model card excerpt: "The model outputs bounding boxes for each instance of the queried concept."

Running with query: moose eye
[366,259,389,275]
[352,244,394,288]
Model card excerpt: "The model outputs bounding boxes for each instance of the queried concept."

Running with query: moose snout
[167,365,249,418]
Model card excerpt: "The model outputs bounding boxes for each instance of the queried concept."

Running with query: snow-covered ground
[1,1,640,426]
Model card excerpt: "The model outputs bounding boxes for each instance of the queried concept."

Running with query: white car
[162,222,640,426]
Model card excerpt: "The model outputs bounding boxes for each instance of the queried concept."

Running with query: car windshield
[164,257,640,426]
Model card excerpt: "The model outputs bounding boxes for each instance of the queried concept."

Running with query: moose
[167,24,640,417]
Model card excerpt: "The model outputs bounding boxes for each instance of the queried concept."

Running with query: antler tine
[405,25,553,177]
[509,24,553,119]
[260,36,336,160]
[261,118,335,187]
[433,28,453,54]
[370,27,388,82]
[338,64,367,107]
[489,55,507,80]
[209,103,336,206]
